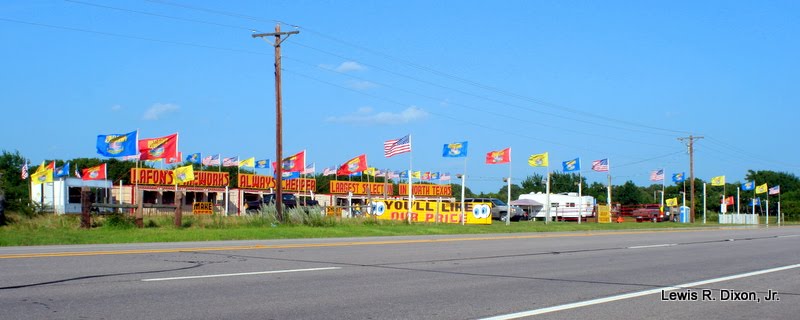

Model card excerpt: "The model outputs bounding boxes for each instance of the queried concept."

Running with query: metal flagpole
[703,183,706,224]
[545,165,551,224]
[461,156,466,226]
[660,169,665,217]
[407,135,413,224]
[578,167,582,225]
[506,161,511,226]
[606,158,612,209]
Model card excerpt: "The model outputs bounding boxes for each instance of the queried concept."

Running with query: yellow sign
[238,174,316,192]
[192,202,214,215]
[397,184,453,197]
[329,181,393,195]
[369,199,491,224]
[131,168,229,187]
[597,205,611,223]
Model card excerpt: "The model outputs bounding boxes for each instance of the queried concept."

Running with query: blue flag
[186,153,201,164]
[399,170,408,179]
[751,198,761,206]
[276,171,300,180]
[442,141,468,157]
[741,181,755,191]
[562,158,580,172]
[672,172,685,183]
[97,130,138,157]
[255,159,269,169]
[55,162,70,178]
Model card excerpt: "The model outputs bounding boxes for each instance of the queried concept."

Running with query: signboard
[398,184,452,197]
[131,168,229,187]
[192,202,214,215]
[238,173,316,192]
[369,199,491,225]
[329,181,393,195]
[597,205,611,223]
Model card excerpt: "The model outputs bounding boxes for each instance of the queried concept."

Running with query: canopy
[509,199,543,206]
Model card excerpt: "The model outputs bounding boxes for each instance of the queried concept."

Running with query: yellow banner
[755,183,768,194]
[329,181,393,195]
[369,199,491,224]
[397,184,452,197]
[238,173,316,192]
[131,168,229,187]
[597,205,611,223]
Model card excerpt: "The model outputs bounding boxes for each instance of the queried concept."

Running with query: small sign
[597,205,611,223]
[192,202,214,215]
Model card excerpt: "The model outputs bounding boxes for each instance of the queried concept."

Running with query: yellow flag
[411,171,421,179]
[31,168,53,184]
[239,157,255,168]
[665,197,678,207]
[711,175,725,186]
[364,167,376,176]
[755,183,768,194]
[174,165,195,184]
[528,152,549,167]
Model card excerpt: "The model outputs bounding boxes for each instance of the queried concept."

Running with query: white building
[517,192,596,220]
[30,178,113,214]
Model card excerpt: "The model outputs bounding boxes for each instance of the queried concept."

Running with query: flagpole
[545,163,551,224]
[606,158,612,209]
[461,156,467,226]
[660,169,665,218]
[506,160,511,226]
[407,135,413,224]
[578,165,582,225]
[703,183,706,224]
[218,154,221,172]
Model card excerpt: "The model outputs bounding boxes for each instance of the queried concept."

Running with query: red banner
[138,133,178,160]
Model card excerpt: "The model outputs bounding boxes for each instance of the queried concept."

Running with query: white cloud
[110,104,123,112]
[335,61,366,72]
[325,106,428,125]
[143,103,180,120]
[346,80,378,90]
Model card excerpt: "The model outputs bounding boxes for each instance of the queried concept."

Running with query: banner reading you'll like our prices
[369,199,492,225]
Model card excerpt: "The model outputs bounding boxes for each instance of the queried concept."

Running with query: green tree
[613,181,649,205]
[0,150,30,211]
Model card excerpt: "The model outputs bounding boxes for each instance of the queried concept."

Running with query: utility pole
[678,135,703,223]
[253,24,299,222]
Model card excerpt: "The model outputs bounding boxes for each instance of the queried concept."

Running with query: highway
[1,226,798,319]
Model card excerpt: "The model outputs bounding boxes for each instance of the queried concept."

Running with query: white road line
[627,243,677,249]
[141,267,341,282]
[776,234,800,238]
[480,263,800,320]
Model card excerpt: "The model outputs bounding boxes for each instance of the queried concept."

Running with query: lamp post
[457,173,465,225]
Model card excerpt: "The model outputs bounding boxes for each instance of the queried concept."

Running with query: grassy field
[0,210,738,247]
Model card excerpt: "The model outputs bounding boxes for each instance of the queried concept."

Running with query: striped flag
[322,166,336,176]
[769,185,780,195]
[591,159,609,172]
[440,172,451,181]
[202,154,220,166]
[222,157,238,167]
[649,169,664,181]
[384,134,411,158]
[21,162,29,179]
[303,163,316,175]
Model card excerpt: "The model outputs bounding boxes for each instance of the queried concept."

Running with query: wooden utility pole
[252,25,298,222]
[678,135,703,223]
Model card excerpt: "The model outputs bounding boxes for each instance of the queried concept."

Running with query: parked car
[464,198,527,221]
[246,193,298,213]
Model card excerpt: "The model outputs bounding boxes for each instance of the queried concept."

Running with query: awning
[509,199,543,206]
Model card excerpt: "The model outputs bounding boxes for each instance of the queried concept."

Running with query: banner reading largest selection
[368,199,492,225]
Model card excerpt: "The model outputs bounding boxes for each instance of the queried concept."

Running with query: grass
[0,209,747,247]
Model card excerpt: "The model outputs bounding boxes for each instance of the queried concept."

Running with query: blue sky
[1,0,798,193]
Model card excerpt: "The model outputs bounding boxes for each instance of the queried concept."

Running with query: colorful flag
[303,163,316,175]
[768,186,780,195]
[486,148,511,164]
[375,169,386,177]
[239,157,255,168]
[21,162,29,180]
[741,181,755,191]
[255,159,269,169]
[711,176,725,186]
[562,158,580,172]
[138,133,178,160]
[186,153,201,164]
[755,183,768,194]
[165,152,183,164]
[322,166,336,176]
[411,171,421,179]
[440,172,451,181]
[281,171,301,179]
[96,130,138,157]
[222,157,238,167]
[399,170,409,179]
[665,198,678,207]
[174,165,195,184]
[75,166,81,179]
[421,172,431,180]
[384,134,411,158]
[349,172,362,177]
[725,196,735,205]
[121,154,141,161]
[280,150,306,172]
[202,154,220,166]
[442,141,468,158]
[591,159,609,172]
[528,152,548,167]
[751,198,761,206]
[650,169,665,181]
[430,172,440,180]
[55,162,71,178]
[31,164,53,184]
[672,172,685,183]
[337,154,368,176]
[82,163,107,181]
[364,167,377,176]
[36,161,55,174]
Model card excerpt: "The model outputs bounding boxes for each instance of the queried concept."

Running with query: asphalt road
[1,226,799,319]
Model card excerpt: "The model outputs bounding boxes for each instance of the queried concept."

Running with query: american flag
[384,134,411,158]
[303,163,316,175]
[440,172,451,181]
[591,159,609,172]
[322,166,336,176]
[202,154,221,166]
[769,185,780,195]
[222,157,238,167]
[20,162,29,179]
[649,169,665,181]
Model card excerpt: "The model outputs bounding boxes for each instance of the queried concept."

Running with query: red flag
[485,148,511,164]
[280,150,306,172]
[165,152,183,164]
[724,196,734,205]
[138,133,178,160]
[337,154,368,176]
[82,163,107,181]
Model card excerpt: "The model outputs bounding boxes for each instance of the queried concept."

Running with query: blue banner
[96,130,138,157]
[442,141,468,158]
